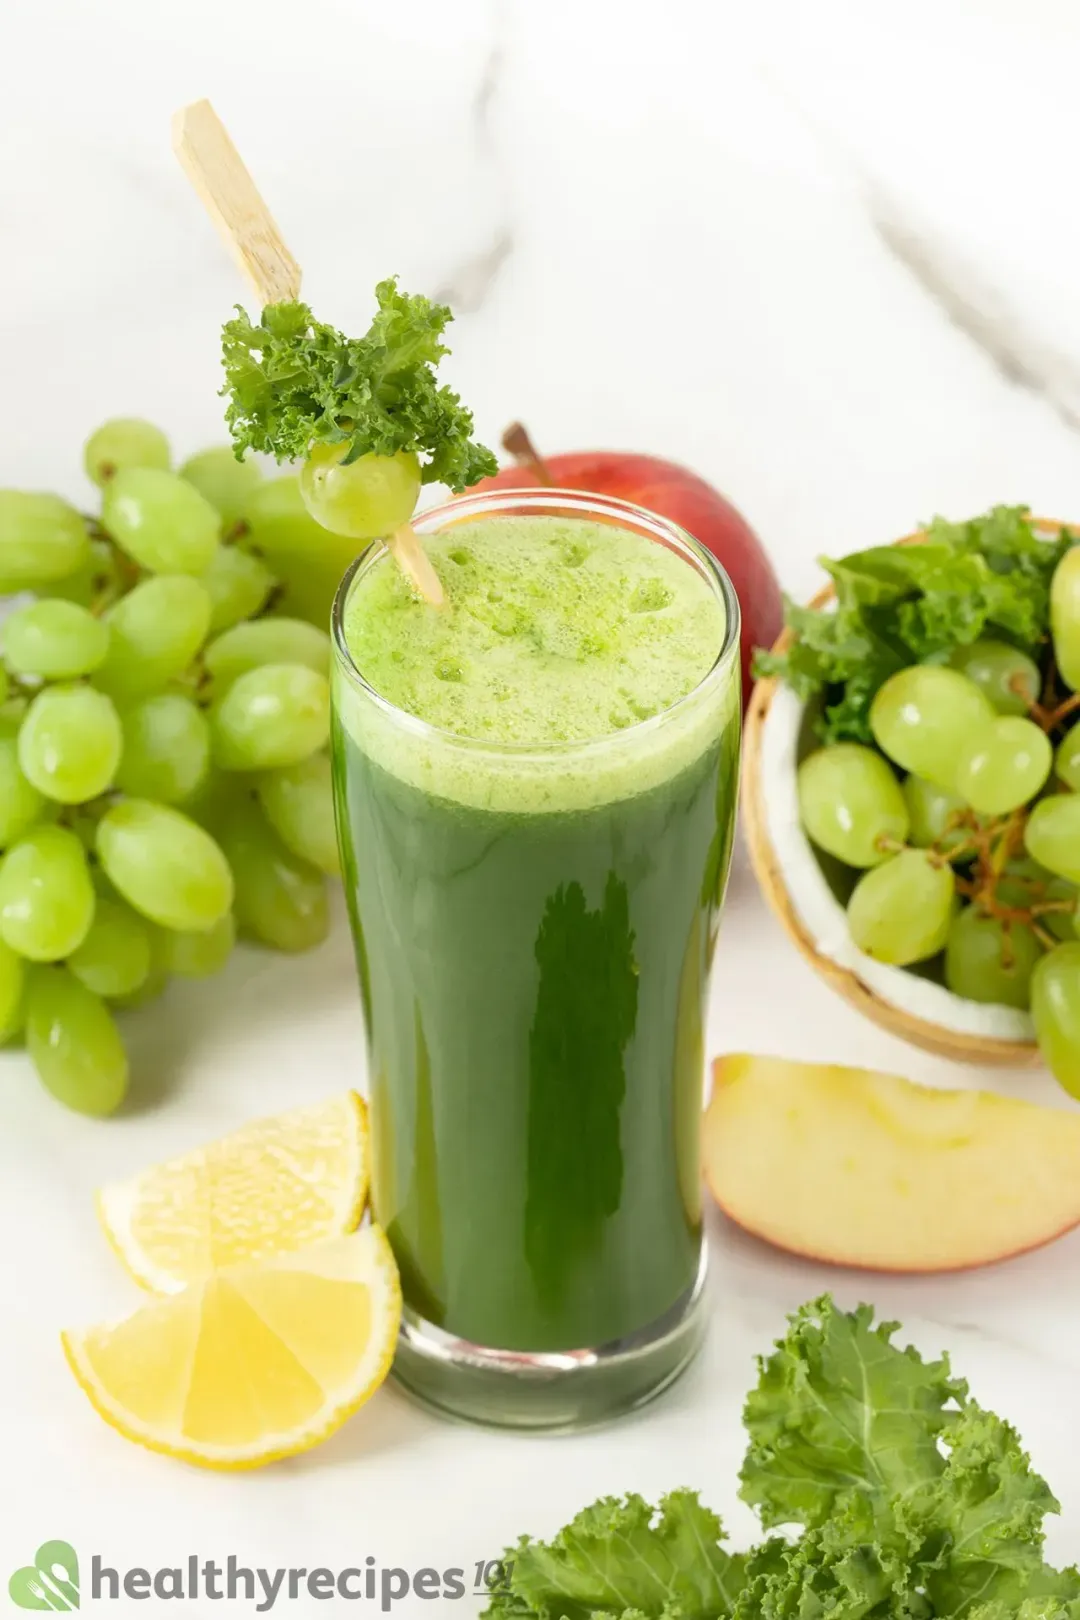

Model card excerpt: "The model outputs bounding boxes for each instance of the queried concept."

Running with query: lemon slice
[98,1092,369,1293]
[62,1228,401,1469]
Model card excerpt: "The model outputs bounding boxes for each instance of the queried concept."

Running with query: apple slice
[704,1053,1080,1271]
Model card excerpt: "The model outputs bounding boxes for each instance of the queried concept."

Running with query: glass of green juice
[330,488,741,1430]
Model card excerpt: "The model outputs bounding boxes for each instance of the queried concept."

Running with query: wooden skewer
[172,100,301,306]
[172,99,445,608]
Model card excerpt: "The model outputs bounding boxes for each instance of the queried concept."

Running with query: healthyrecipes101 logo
[8,1542,515,1611]
[9,1541,80,1610]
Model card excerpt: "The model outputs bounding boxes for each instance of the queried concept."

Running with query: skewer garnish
[173,100,496,606]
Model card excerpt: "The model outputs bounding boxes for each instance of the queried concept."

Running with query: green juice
[332,507,740,1381]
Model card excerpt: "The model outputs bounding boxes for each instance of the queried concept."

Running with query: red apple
[465,436,782,709]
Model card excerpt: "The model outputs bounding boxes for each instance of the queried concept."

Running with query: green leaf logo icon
[8,1542,79,1610]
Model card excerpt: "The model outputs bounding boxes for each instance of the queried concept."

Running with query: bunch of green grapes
[797,544,1080,1097]
[0,419,349,1118]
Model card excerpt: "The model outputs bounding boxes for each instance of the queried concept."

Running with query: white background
[3,0,1080,1608]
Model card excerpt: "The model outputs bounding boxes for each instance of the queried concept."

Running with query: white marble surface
[3,0,1080,1603]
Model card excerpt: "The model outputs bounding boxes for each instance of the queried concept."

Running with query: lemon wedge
[98,1092,369,1293]
[62,1228,401,1468]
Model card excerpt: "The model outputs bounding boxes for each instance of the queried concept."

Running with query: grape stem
[1049,690,1080,727]
[931,803,1076,938]
[1011,663,1080,733]
[502,422,554,487]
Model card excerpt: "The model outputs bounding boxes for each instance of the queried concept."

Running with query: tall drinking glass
[331,489,741,1429]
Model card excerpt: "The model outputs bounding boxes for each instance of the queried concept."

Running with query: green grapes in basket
[756,508,1080,1097]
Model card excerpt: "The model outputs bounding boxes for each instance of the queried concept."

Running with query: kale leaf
[754,508,1071,743]
[220,277,497,491]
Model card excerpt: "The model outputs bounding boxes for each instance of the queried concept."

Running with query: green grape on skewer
[221,281,497,607]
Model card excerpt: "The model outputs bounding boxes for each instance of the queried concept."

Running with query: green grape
[95,575,212,700]
[218,800,329,952]
[3,598,109,679]
[299,444,420,541]
[240,476,358,628]
[18,684,122,804]
[847,848,955,965]
[211,663,330,771]
[1042,877,1078,943]
[96,799,233,933]
[1056,725,1080,791]
[67,896,152,998]
[110,925,170,1010]
[1030,942,1080,1099]
[0,939,25,1041]
[954,716,1052,816]
[115,693,210,804]
[101,467,219,576]
[0,492,89,591]
[257,753,341,875]
[25,966,128,1116]
[175,766,242,834]
[796,744,908,869]
[49,537,117,609]
[1025,794,1080,884]
[949,640,1041,717]
[84,418,170,487]
[869,666,994,790]
[203,616,331,691]
[902,775,973,856]
[179,447,263,529]
[0,698,24,737]
[944,904,1042,1009]
[160,912,235,978]
[0,825,95,960]
[203,544,275,632]
[0,738,45,847]
[1050,545,1080,691]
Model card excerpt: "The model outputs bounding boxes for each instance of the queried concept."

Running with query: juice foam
[336,514,737,813]
[342,516,724,744]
